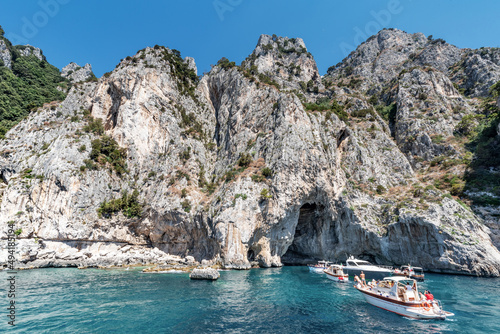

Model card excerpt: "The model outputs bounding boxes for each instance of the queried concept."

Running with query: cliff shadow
[281,202,337,265]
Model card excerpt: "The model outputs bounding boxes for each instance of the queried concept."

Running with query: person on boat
[354,275,361,287]
[425,290,434,301]
[405,282,412,291]
[419,292,426,301]
[360,271,366,286]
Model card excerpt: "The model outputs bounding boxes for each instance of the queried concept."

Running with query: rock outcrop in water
[189,268,220,280]
[1,29,500,276]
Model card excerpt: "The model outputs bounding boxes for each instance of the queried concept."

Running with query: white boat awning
[383,276,416,283]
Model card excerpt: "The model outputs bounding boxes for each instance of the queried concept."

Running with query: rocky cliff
[1,30,499,276]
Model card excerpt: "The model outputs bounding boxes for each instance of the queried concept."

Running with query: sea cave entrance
[281,203,330,265]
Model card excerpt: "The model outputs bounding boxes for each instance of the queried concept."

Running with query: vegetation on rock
[0,29,68,138]
[98,190,142,218]
[85,135,127,176]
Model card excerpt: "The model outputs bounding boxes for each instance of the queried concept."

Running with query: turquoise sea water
[1,266,499,333]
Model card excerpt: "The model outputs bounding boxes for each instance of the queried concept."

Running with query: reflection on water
[0,267,498,333]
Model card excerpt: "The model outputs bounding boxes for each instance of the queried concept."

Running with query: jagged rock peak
[243,34,321,91]
[254,34,308,55]
[0,41,44,69]
[108,46,198,79]
[327,28,463,88]
[61,62,94,83]
[184,56,197,76]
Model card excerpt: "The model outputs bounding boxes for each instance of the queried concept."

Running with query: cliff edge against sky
[1,28,499,276]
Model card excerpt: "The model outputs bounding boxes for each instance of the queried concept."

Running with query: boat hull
[356,287,453,320]
[324,271,349,282]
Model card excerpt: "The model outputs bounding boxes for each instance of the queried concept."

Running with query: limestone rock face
[450,48,500,97]
[0,42,49,69]
[18,45,43,61]
[0,39,12,69]
[327,29,463,92]
[394,67,472,165]
[62,62,94,83]
[243,34,322,92]
[184,56,197,76]
[1,34,500,276]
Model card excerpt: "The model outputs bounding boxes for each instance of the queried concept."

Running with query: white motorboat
[308,260,329,273]
[342,256,393,280]
[354,276,454,320]
[394,265,425,281]
[324,264,349,282]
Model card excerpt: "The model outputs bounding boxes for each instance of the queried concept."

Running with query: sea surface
[1,266,499,333]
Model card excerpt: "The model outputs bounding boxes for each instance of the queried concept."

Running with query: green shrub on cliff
[376,103,397,123]
[260,188,272,199]
[83,117,104,135]
[237,152,252,167]
[216,57,236,70]
[488,80,500,97]
[89,135,127,175]
[98,190,142,218]
[160,47,198,99]
[261,167,273,177]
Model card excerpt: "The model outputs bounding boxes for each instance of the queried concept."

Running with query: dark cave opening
[247,249,255,261]
[281,203,325,265]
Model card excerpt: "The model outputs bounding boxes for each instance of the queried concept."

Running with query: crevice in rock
[106,82,123,130]
[0,166,14,185]
[208,80,223,146]
[54,178,67,192]
[337,128,349,148]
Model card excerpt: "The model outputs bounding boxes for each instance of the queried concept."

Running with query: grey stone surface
[18,45,43,61]
[0,39,12,69]
[450,48,500,97]
[327,29,464,92]
[242,34,323,93]
[62,62,94,83]
[0,36,499,276]
[189,268,220,280]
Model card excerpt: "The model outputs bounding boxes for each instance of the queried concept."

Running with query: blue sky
[1,0,499,77]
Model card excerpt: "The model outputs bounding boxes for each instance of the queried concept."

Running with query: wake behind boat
[343,256,393,280]
[324,264,349,282]
[354,276,454,320]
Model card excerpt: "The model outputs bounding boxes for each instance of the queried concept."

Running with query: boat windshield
[355,261,371,266]
[396,279,416,287]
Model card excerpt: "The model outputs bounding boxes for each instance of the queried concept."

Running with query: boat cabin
[346,259,371,267]
[371,276,422,303]
[401,265,424,275]
[327,265,345,275]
